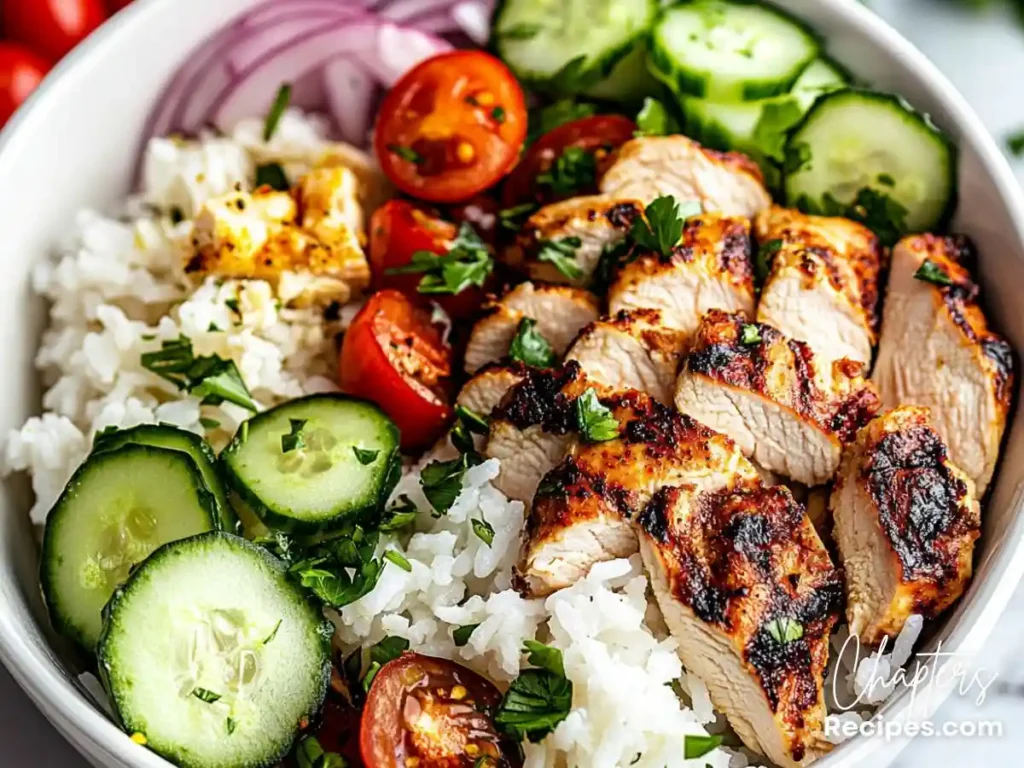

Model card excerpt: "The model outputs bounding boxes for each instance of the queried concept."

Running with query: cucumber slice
[650,0,819,102]
[791,58,850,110]
[582,42,660,105]
[93,424,235,532]
[493,0,658,92]
[41,446,218,651]
[783,89,956,237]
[221,394,400,531]
[97,532,331,768]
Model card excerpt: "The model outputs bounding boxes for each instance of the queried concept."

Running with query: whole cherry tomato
[375,51,527,203]
[361,652,521,768]
[339,290,453,451]
[105,0,133,11]
[0,44,52,124]
[2,0,107,61]
[502,115,637,208]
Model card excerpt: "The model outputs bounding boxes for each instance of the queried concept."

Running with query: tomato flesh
[0,43,52,124]
[361,653,520,768]
[376,51,527,203]
[502,115,638,208]
[2,0,107,61]
[339,291,453,451]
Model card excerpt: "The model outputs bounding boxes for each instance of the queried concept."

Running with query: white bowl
[1,1,1022,766]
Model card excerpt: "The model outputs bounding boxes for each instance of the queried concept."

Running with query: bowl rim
[1,1,1023,766]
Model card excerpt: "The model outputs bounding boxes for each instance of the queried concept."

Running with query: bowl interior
[1,1,1022,766]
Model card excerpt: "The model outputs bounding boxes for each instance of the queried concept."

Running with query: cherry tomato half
[339,290,453,451]
[502,115,637,208]
[361,652,521,768]
[2,0,107,61]
[0,43,52,125]
[105,0,134,11]
[375,51,527,204]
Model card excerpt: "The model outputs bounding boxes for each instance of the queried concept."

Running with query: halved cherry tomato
[361,652,521,768]
[105,0,133,11]
[375,51,527,203]
[0,43,52,125]
[2,0,107,62]
[339,290,453,451]
[502,115,638,208]
[369,200,489,320]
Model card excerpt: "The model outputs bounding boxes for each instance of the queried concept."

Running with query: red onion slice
[451,0,494,45]
[364,22,453,86]
[322,56,377,145]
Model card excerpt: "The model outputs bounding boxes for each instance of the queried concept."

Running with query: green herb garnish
[523,640,565,677]
[255,162,289,191]
[371,635,410,666]
[635,97,680,137]
[262,620,282,645]
[914,259,955,287]
[472,517,495,547]
[281,418,307,453]
[740,324,762,345]
[263,84,291,142]
[527,99,597,146]
[191,687,222,704]
[629,195,701,258]
[499,202,539,232]
[536,236,583,280]
[495,667,572,742]
[384,549,412,572]
[756,238,783,283]
[1007,130,1024,158]
[379,494,419,532]
[420,452,483,515]
[353,447,379,465]
[536,146,596,197]
[575,388,619,443]
[684,733,724,759]
[141,335,257,411]
[387,222,493,295]
[798,187,909,246]
[491,106,506,124]
[765,616,804,644]
[509,317,556,368]
[294,735,348,768]
[453,623,480,647]
[387,144,422,164]
[226,717,237,735]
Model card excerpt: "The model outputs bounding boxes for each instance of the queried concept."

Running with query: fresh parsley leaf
[798,187,909,246]
[590,239,633,295]
[783,141,813,174]
[191,687,222,704]
[262,620,282,645]
[370,636,410,666]
[472,517,495,547]
[453,623,480,647]
[361,661,381,692]
[495,668,573,742]
[379,494,419,532]
[765,616,804,644]
[281,418,307,453]
[635,97,680,137]
[263,83,291,142]
[752,99,805,163]
[225,298,241,315]
[509,317,556,368]
[877,172,896,188]
[140,335,257,411]
[387,144,422,164]
[523,640,565,677]
[451,405,490,454]
[756,239,783,283]
[684,733,724,759]
[914,259,955,287]
[1006,129,1024,158]
[630,195,700,257]
[384,549,413,572]
[536,236,584,280]
[491,106,506,124]
[294,735,348,768]
[208,322,222,333]
[499,202,539,232]
[353,446,379,465]
[387,222,493,295]
[527,99,598,146]
[740,324,762,345]
[255,162,289,191]
[420,452,483,515]
[226,717,237,735]
[298,559,384,608]
[575,388,619,443]
[536,146,596,197]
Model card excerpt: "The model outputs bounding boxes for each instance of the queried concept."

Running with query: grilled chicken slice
[675,310,880,485]
[464,282,600,374]
[565,309,688,404]
[599,135,771,217]
[607,213,756,333]
[873,234,1014,494]
[456,362,530,417]
[832,406,981,646]
[521,399,758,596]
[755,206,884,365]
[505,196,641,286]
[638,483,842,767]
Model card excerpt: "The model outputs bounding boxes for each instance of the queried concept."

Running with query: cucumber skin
[40,445,220,653]
[492,0,659,95]
[220,394,401,534]
[782,89,959,234]
[96,531,333,768]
[648,2,820,102]
[92,424,237,533]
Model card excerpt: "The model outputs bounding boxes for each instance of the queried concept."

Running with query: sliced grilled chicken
[599,135,771,217]
[638,483,842,767]
[873,234,1014,494]
[607,213,755,333]
[565,309,688,404]
[832,406,981,646]
[755,206,884,365]
[505,196,641,286]
[521,397,758,595]
[464,282,600,374]
[675,310,880,485]
[456,362,530,417]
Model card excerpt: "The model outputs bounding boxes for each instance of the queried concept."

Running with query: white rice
[3,108,924,766]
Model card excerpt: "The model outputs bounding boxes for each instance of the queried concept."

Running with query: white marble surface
[3,0,1024,765]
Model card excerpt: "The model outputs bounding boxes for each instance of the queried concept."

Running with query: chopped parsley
[684,733,724,759]
[384,549,413,572]
[451,405,490,454]
[387,143,422,164]
[629,195,701,258]
[499,202,539,232]
[420,452,483,516]
[370,635,410,666]
[634,97,680,137]
[225,298,241,315]
[914,258,955,287]
[263,84,291,142]
[491,106,506,124]
[472,517,495,547]
[281,418,307,453]
[191,687,222,704]
[297,558,384,608]
[536,146,596,197]
[352,446,379,465]
[527,99,597,146]
[262,620,282,645]
[141,335,257,411]
[226,717,237,735]
[294,735,347,768]
[783,140,813,174]
[765,616,804,644]
[387,222,493,295]
[509,317,556,368]
[575,388,619,443]
[740,324,762,345]
[495,647,573,742]
[536,236,583,280]
[255,162,289,191]
[1007,129,1024,158]
[756,238,783,283]
[523,640,565,677]
[797,187,909,246]
[752,98,806,165]
[453,623,480,647]
[379,494,419,532]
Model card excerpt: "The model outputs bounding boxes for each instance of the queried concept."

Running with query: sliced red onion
[365,22,453,86]
[323,56,377,145]
[227,12,349,74]
[379,0,458,23]
[240,0,370,28]
[451,0,494,45]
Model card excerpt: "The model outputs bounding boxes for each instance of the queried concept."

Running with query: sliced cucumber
[783,89,956,235]
[97,532,331,768]
[791,58,850,110]
[41,446,219,650]
[221,394,400,532]
[93,424,235,532]
[650,0,819,102]
[493,0,658,92]
[582,42,660,104]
